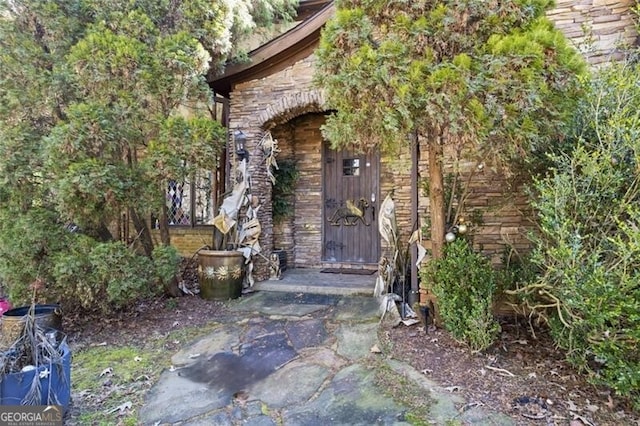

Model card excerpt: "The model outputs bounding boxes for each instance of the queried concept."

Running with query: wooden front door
[323,142,380,263]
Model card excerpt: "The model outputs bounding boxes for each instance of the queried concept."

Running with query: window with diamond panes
[164,169,216,227]
[167,179,190,225]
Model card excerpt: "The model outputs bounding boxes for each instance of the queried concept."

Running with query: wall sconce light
[234,129,248,161]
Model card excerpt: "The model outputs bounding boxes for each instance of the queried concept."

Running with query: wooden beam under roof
[208,2,335,97]
[297,0,332,20]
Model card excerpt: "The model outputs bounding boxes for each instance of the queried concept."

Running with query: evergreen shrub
[422,239,500,352]
[528,60,640,405]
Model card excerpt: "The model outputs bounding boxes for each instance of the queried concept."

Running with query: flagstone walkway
[139,291,514,425]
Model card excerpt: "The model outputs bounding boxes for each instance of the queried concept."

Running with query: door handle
[370,193,376,221]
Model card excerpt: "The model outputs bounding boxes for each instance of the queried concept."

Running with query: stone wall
[548,0,637,65]
[380,141,533,266]
[379,144,414,256]
[289,114,325,267]
[430,155,533,266]
[271,125,295,264]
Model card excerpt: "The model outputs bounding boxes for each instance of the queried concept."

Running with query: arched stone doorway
[267,110,380,270]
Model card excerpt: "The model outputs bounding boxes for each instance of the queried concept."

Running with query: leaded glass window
[165,169,216,226]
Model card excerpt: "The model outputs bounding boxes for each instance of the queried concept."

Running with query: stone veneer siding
[203,1,637,280]
[380,143,534,266]
[288,114,325,267]
[548,0,638,64]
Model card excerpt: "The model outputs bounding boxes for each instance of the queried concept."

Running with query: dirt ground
[387,318,639,426]
[63,263,639,425]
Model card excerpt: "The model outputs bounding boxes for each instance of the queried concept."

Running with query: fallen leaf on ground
[571,412,596,426]
[460,401,484,412]
[106,401,132,415]
[605,395,614,409]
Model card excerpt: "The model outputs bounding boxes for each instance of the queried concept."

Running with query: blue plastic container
[0,342,71,411]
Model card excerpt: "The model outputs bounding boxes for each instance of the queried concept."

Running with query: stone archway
[258,91,329,273]
[258,90,327,131]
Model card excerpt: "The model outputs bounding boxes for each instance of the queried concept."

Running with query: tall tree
[315,0,584,259]
[0,0,297,305]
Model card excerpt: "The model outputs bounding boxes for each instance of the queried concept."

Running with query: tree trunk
[159,202,170,245]
[423,131,445,326]
[130,208,154,257]
[84,221,114,242]
[163,273,183,298]
[156,201,183,296]
[428,133,445,260]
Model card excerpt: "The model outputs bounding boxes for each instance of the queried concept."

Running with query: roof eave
[208,2,335,97]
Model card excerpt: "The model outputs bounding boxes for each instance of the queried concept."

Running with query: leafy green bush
[526,60,640,405]
[152,244,181,285]
[1,215,170,312]
[52,237,158,311]
[50,234,100,308]
[422,239,500,352]
[272,159,298,224]
[495,248,538,295]
[0,207,71,303]
[89,242,157,308]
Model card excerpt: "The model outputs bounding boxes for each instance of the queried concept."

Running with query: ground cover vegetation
[317,0,640,410]
[0,0,297,310]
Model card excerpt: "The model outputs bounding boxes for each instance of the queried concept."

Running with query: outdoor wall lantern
[234,129,248,161]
